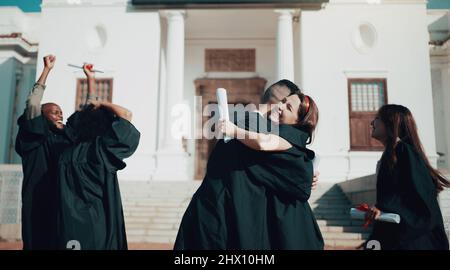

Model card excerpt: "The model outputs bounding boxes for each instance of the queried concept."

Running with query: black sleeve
[95,117,141,172]
[277,124,315,159]
[376,142,435,239]
[244,148,314,202]
[235,112,271,133]
[15,114,49,155]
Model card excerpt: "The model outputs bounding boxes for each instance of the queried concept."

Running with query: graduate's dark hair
[290,91,319,145]
[261,79,300,104]
[72,104,114,142]
[378,104,450,193]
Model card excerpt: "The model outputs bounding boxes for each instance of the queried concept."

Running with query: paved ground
[0,241,356,250]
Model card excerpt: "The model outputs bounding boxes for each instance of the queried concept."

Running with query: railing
[0,165,23,241]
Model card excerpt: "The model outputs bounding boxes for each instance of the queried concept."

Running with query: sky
[428,0,450,9]
[0,0,41,12]
[1,0,450,12]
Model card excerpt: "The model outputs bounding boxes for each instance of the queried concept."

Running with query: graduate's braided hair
[378,104,450,193]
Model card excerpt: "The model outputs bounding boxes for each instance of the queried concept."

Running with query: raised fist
[43,55,56,69]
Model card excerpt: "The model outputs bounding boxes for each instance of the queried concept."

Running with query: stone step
[126,236,367,248]
[122,205,351,214]
[124,216,182,224]
[322,232,370,240]
[119,182,370,248]
[309,196,349,202]
[309,199,351,207]
[125,222,178,230]
[316,219,365,226]
[313,213,351,220]
[324,239,365,248]
[311,197,349,203]
[124,220,369,234]
[312,208,349,215]
[319,225,370,233]
[122,200,189,207]
[310,203,351,209]
[126,235,176,244]
[125,201,351,208]
[125,228,369,241]
[126,229,178,237]
[124,211,185,218]
[123,207,350,214]
[124,221,368,233]
[124,205,186,212]
[123,196,190,202]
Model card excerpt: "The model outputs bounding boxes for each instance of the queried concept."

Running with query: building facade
[0,0,445,183]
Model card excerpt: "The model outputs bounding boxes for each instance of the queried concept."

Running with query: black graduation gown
[56,117,140,250]
[174,113,324,250]
[15,114,76,250]
[367,141,449,250]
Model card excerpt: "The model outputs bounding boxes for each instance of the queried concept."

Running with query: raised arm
[218,119,292,151]
[25,55,55,119]
[94,101,133,122]
[82,63,97,106]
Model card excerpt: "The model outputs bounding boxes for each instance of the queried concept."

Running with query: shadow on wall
[338,174,377,206]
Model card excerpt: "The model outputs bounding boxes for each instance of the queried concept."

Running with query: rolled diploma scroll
[350,208,401,224]
[216,88,232,143]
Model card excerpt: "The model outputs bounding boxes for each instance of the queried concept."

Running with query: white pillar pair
[154,9,298,180]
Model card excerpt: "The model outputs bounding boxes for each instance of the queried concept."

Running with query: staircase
[310,183,371,248]
[120,181,371,249]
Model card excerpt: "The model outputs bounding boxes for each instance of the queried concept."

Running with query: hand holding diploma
[68,63,104,73]
[350,203,400,229]
[218,119,237,141]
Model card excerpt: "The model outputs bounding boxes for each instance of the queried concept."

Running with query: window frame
[347,78,387,151]
[75,78,113,110]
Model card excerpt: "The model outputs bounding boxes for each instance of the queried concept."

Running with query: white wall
[37,0,161,180]
[300,1,437,181]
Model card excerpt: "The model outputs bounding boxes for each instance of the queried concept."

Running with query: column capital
[274,9,296,16]
[161,10,186,20]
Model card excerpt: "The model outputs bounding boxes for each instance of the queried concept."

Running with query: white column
[444,62,450,170]
[275,9,295,81]
[153,10,189,181]
[163,10,185,150]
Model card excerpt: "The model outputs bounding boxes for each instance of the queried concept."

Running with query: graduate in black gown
[174,81,323,250]
[15,55,78,250]
[365,104,449,250]
[55,64,140,250]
